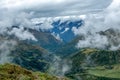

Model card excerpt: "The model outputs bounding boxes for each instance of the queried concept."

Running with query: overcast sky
[0,0,112,17]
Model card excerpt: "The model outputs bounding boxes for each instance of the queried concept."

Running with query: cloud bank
[74,0,120,50]
[0,0,112,17]
[0,0,112,40]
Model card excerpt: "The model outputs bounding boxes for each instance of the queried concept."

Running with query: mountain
[99,28,120,49]
[2,16,120,80]
[55,36,82,56]
[0,35,53,72]
[8,16,85,53]
[11,41,51,72]
[28,28,63,51]
[51,18,83,42]
[65,48,120,80]
[32,16,84,42]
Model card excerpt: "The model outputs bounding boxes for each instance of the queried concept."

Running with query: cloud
[0,40,16,64]
[48,55,71,76]
[61,28,69,34]
[31,15,87,31]
[38,22,53,30]
[76,34,109,49]
[8,27,37,41]
[0,0,112,41]
[52,32,63,41]
[31,18,53,30]
[0,9,36,41]
[74,0,120,50]
[0,0,112,17]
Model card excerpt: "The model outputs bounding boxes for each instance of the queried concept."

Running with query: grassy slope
[67,48,120,80]
[88,64,120,79]
[0,63,69,80]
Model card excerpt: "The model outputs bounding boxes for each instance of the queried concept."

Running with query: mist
[48,55,72,77]
[0,39,16,64]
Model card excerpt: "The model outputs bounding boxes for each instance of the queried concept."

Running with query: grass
[81,48,98,55]
[0,63,69,80]
[88,64,120,79]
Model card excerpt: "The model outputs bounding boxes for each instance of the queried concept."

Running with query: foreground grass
[0,63,69,80]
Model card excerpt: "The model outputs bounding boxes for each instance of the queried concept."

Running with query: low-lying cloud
[0,40,16,64]
[74,0,120,50]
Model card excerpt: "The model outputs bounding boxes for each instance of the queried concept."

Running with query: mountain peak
[31,15,85,42]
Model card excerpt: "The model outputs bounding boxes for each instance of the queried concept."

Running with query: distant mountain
[28,28,63,51]
[51,18,83,42]
[100,28,120,49]
[8,16,85,53]
[8,26,63,51]
[32,16,84,42]
[55,36,83,56]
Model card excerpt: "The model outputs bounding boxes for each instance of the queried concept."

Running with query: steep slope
[28,29,62,51]
[0,35,71,79]
[51,19,83,42]
[11,41,51,72]
[9,27,62,52]
[55,36,83,56]
[0,35,52,72]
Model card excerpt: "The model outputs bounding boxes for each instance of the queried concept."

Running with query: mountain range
[31,16,84,42]
[0,16,120,80]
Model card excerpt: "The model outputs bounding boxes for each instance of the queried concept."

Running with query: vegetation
[66,48,120,80]
[10,42,51,72]
[0,63,69,80]
[88,66,120,79]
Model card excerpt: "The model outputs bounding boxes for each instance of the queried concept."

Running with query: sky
[0,0,112,17]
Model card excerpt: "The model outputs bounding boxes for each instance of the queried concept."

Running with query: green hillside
[66,48,120,80]
[55,36,81,56]
[11,41,50,72]
[0,63,69,80]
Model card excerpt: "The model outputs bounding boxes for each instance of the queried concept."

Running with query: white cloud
[0,40,16,64]
[31,17,53,30]
[38,22,53,31]
[0,0,112,17]
[78,15,87,20]
[61,28,69,34]
[0,0,112,41]
[0,9,36,41]
[52,32,62,41]
[75,0,120,50]
[8,27,37,41]
[76,34,109,49]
